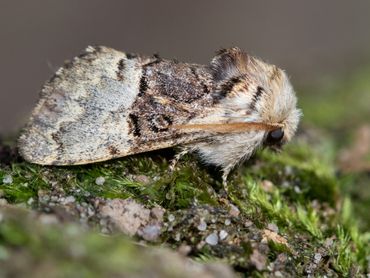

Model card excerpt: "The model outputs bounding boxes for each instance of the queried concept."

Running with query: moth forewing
[19,46,300,184]
[19,47,141,165]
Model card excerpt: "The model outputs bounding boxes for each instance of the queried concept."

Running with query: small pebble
[133,175,151,185]
[294,186,302,193]
[87,207,95,217]
[167,214,175,222]
[205,232,219,246]
[63,196,76,204]
[229,204,240,217]
[219,230,228,240]
[314,253,322,263]
[95,176,105,185]
[285,166,293,175]
[141,224,161,241]
[27,197,34,206]
[99,218,108,226]
[281,181,290,188]
[197,219,207,231]
[261,180,274,192]
[245,220,253,227]
[196,241,206,250]
[324,238,334,247]
[267,223,279,233]
[224,219,231,226]
[178,244,191,256]
[175,233,181,241]
[2,175,13,184]
[51,196,59,202]
[274,271,283,277]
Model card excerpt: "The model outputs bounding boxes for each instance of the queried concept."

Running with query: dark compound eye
[266,128,284,145]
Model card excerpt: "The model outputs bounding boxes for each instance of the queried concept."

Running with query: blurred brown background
[1,0,370,134]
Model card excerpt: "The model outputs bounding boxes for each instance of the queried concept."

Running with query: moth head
[211,47,301,149]
[264,127,285,150]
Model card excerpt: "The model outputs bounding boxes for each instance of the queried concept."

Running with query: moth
[18,46,301,186]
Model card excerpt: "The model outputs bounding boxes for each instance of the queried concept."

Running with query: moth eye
[266,128,284,145]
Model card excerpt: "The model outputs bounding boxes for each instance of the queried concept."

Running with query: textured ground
[1,66,370,277]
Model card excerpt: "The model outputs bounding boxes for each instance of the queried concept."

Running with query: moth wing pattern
[19,46,217,165]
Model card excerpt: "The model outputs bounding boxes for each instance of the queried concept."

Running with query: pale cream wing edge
[18,46,146,165]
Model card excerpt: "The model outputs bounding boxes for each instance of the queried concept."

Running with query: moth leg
[169,147,190,171]
[222,166,233,194]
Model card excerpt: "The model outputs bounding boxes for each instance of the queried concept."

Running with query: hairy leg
[169,147,191,171]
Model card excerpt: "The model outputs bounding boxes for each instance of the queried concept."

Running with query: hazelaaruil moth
[18,46,301,187]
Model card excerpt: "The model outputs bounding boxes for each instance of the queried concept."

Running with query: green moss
[0,163,48,203]
[1,136,369,276]
[0,155,218,209]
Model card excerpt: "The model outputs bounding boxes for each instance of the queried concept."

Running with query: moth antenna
[46,61,57,73]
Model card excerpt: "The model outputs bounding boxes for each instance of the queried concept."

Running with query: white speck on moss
[197,219,207,231]
[281,181,290,188]
[205,232,218,246]
[168,214,175,222]
[175,233,181,241]
[95,176,105,185]
[245,220,253,227]
[27,197,34,205]
[314,253,322,263]
[224,219,231,226]
[2,175,13,184]
[284,165,293,176]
